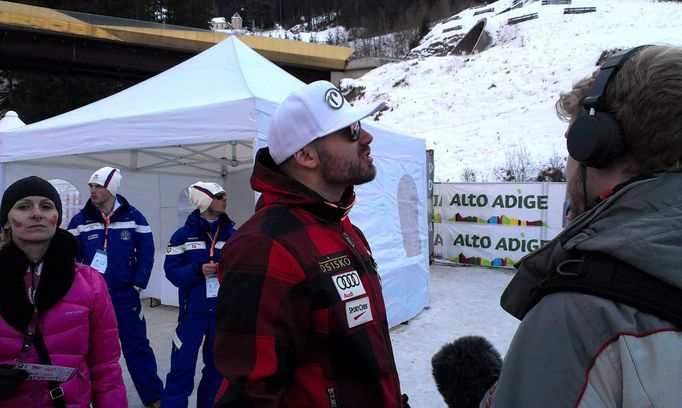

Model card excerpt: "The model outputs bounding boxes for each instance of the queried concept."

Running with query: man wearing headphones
[481,45,682,406]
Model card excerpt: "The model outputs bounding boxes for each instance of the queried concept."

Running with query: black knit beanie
[0,176,63,227]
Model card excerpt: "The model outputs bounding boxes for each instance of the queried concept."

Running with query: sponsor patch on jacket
[80,223,104,232]
[332,270,366,300]
[185,241,206,250]
[87,233,99,241]
[317,252,352,273]
[345,296,373,328]
[119,230,131,240]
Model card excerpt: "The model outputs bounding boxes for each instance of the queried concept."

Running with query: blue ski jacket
[67,195,155,290]
[165,210,236,315]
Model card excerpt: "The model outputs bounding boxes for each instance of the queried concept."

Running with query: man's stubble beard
[317,144,376,187]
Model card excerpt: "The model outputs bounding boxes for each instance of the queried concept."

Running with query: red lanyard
[100,210,115,251]
[22,262,43,353]
[206,225,221,261]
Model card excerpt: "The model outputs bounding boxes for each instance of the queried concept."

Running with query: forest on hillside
[12,0,486,35]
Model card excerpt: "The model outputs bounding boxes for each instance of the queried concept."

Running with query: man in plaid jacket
[214,81,408,408]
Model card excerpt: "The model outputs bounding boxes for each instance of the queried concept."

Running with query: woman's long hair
[0,226,11,250]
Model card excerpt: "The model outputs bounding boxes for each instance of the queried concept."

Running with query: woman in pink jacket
[0,176,127,407]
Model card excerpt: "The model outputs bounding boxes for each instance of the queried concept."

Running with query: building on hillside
[231,13,243,29]
[210,13,248,34]
[211,17,229,30]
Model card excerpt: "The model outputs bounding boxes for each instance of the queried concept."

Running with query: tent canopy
[0,36,303,176]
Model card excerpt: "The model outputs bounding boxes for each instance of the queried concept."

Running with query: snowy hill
[342,0,682,182]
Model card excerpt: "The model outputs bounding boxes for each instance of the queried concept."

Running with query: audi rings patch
[345,297,373,328]
[332,270,366,300]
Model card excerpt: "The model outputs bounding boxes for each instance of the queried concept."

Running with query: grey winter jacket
[483,172,682,408]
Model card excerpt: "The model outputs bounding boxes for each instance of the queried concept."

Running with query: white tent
[0,36,429,327]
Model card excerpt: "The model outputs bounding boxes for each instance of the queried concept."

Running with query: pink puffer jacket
[0,262,127,407]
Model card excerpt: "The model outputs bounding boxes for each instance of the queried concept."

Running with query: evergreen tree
[160,0,214,28]
[409,15,431,49]
[2,70,133,124]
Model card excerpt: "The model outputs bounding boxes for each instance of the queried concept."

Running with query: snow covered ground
[124,264,518,407]
[247,0,682,183]
[391,264,518,408]
[344,0,682,182]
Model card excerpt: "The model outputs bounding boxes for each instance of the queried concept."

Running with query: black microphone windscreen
[431,335,502,408]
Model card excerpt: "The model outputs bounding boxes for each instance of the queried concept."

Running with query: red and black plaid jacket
[214,148,404,408]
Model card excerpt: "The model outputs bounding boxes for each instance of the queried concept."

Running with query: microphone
[431,336,502,408]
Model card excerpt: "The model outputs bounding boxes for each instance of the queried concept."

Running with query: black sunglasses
[349,121,361,142]
[214,192,226,200]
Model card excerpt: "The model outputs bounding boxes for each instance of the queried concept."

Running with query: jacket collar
[251,148,356,223]
[83,194,130,218]
[502,172,682,319]
[0,229,76,333]
[187,209,235,231]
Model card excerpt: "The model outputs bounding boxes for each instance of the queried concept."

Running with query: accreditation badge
[90,249,108,274]
[205,274,220,298]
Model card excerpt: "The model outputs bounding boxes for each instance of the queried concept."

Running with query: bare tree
[495,144,536,182]
[535,153,566,182]
[461,168,478,182]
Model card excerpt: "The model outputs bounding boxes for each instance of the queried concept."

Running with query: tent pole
[130,149,138,170]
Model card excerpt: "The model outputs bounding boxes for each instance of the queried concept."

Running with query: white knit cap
[267,80,385,165]
[89,167,122,196]
[188,182,225,214]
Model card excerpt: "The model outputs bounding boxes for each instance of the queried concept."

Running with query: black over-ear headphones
[566,45,651,168]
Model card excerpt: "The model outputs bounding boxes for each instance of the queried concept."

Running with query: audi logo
[336,273,361,290]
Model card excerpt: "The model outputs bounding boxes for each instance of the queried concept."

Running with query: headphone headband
[582,45,651,111]
[566,45,652,168]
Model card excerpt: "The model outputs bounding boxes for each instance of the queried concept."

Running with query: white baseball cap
[89,167,122,196]
[188,181,225,214]
[267,80,385,165]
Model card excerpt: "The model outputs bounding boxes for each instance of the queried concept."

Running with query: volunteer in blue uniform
[67,166,163,408]
[161,181,236,407]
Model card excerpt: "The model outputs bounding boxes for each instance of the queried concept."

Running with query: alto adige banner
[433,182,566,267]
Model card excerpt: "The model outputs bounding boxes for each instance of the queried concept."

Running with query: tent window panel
[398,175,421,257]
[48,179,82,229]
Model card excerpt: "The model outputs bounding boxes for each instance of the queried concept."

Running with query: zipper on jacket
[341,230,402,406]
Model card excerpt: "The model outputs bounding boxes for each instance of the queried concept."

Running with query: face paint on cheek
[49,215,58,226]
[12,220,23,228]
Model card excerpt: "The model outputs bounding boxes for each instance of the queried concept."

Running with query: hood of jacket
[250,147,356,223]
[502,172,682,319]
[0,229,77,333]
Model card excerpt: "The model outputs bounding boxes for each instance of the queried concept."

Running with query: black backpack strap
[32,328,66,408]
[530,253,682,328]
